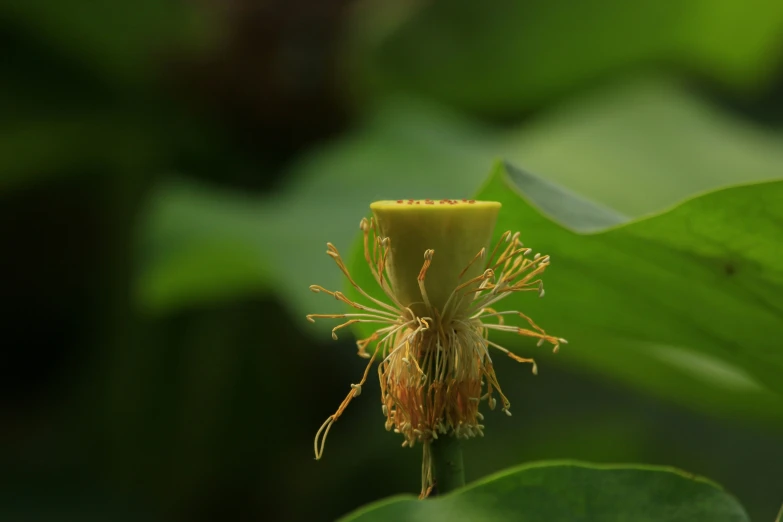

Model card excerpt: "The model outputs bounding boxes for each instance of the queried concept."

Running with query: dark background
[3,1,783,521]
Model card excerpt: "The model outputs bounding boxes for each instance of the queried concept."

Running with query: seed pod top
[370,199,501,316]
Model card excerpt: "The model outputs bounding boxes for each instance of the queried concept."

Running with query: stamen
[326,242,403,313]
[313,345,379,460]
[307,286,399,319]
[486,340,538,374]
[418,249,435,311]
[484,231,511,270]
[458,247,486,279]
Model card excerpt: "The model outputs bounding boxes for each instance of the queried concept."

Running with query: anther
[351,384,362,396]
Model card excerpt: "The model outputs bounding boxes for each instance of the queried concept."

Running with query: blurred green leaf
[135,179,275,312]
[340,462,749,522]
[352,0,783,114]
[0,112,162,189]
[137,78,783,319]
[497,77,783,217]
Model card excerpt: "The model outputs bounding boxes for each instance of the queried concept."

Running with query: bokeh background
[3,1,783,521]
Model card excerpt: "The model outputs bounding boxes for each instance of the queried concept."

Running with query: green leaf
[352,0,783,114]
[339,461,749,522]
[477,161,783,419]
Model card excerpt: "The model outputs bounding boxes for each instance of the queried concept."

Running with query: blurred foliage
[342,462,750,522]
[3,0,783,521]
[139,78,783,317]
[351,0,783,114]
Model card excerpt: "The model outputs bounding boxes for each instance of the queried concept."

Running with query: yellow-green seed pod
[370,199,501,316]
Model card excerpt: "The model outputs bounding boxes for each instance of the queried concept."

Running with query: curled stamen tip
[331,332,338,340]
[503,409,512,417]
[524,248,533,256]
[351,383,362,396]
[381,237,390,247]
[359,217,369,229]
[424,249,434,260]
[483,268,495,278]
[309,285,320,293]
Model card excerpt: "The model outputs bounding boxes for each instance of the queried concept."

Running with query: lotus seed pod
[370,199,500,316]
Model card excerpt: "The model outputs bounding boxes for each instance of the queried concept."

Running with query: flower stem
[430,433,465,495]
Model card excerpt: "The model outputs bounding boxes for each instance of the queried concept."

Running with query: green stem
[430,434,465,495]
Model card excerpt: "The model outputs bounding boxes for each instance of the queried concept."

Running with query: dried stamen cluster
[308,202,565,497]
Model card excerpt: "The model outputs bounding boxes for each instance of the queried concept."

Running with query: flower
[307,199,566,497]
